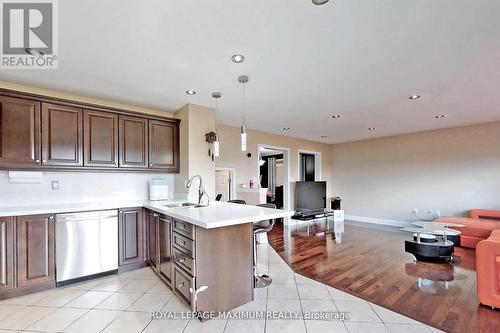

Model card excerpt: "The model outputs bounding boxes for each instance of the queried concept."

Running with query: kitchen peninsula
[0,201,293,315]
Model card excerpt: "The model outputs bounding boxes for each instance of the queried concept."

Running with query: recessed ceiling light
[231,54,245,63]
[332,115,341,118]
[283,127,290,131]
[25,48,44,57]
[186,90,196,95]
[368,127,375,131]
[409,95,421,100]
[435,115,445,119]
[312,0,329,5]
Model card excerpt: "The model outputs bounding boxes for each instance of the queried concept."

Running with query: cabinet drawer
[173,232,195,258]
[173,264,194,305]
[173,219,194,239]
[173,247,195,276]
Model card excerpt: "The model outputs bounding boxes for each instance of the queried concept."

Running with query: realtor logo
[1,0,58,69]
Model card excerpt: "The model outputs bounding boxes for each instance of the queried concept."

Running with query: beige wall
[331,122,500,222]
[215,124,333,209]
[174,104,216,202]
[0,81,174,118]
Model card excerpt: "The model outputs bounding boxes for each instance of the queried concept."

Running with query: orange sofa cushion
[434,217,500,238]
[476,234,500,308]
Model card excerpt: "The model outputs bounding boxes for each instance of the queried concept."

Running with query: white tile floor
[0,243,445,333]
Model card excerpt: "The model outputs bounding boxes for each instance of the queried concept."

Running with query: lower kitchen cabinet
[118,208,146,269]
[0,217,15,293]
[16,214,56,289]
[147,210,159,271]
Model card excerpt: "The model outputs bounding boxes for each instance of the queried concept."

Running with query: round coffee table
[401,225,462,262]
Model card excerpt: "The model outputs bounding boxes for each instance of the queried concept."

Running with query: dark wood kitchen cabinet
[0,96,41,167]
[16,214,55,289]
[0,89,180,173]
[118,208,146,268]
[84,110,119,167]
[119,115,149,169]
[42,103,83,166]
[0,217,14,293]
[146,210,159,271]
[149,119,179,172]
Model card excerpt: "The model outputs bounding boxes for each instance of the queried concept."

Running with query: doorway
[215,167,235,202]
[298,150,322,181]
[257,145,290,210]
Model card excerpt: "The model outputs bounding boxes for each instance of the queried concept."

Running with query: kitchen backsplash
[0,171,174,207]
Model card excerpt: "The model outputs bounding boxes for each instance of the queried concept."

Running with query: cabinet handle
[149,163,153,167]
[179,258,186,263]
[49,216,54,220]
[181,241,186,246]
[153,213,159,217]
[42,160,47,163]
[35,159,40,164]
[178,282,185,288]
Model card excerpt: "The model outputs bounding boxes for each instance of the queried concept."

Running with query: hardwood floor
[268,219,500,333]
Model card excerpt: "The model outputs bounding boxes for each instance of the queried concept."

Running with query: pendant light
[212,92,221,157]
[238,75,249,152]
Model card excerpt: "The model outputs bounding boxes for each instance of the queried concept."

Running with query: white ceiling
[1,0,499,144]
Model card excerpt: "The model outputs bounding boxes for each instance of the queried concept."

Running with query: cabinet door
[42,103,83,166]
[119,208,145,266]
[119,115,148,168]
[16,214,55,288]
[84,110,118,167]
[149,120,179,171]
[147,210,159,271]
[0,217,14,293]
[159,216,172,283]
[0,96,41,167]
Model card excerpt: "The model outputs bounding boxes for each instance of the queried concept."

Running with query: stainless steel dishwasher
[55,210,118,285]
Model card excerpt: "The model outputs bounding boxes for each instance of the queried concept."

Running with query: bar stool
[227,199,246,204]
[254,203,277,288]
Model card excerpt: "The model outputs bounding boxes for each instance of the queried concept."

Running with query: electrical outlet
[51,180,59,190]
[411,208,418,215]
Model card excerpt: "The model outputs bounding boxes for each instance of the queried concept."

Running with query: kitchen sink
[163,202,204,208]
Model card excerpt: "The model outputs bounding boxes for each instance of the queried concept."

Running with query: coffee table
[401,223,463,262]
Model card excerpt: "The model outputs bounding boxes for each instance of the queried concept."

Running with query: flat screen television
[295,181,327,212]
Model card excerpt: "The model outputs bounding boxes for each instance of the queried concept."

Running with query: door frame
[257,144,291,211]
[297,149,322,181]
[215,167,236,201]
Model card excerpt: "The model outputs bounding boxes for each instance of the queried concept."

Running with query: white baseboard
[345,215,410,227]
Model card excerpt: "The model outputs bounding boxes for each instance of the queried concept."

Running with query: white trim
[297,149,322,181]
[345,214,410,227]
[215,167,236,200]
[257,144,291,211]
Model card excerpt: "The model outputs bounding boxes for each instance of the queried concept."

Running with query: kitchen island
[0,200,293,315]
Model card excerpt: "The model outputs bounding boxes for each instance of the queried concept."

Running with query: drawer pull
[179,257,186,263]
[180,224,185,229]
[178,282,185,288]
[181,241,186,246]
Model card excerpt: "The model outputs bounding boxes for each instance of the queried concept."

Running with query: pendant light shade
[241,123,247,152]
[238,75,249,152]
[212,92,221,157]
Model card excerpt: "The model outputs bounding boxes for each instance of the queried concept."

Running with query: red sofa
[434,209,500,248]
[476,230,500,308]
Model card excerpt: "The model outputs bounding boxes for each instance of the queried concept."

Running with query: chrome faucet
[185,175,210,206]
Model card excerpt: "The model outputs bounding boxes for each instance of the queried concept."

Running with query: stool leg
[254,232,272,288]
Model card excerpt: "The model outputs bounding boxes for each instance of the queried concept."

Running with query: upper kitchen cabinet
[119,115,149,169]
[84,110,119,167]
[148,119,180,172]
[42,103,83,166]
[0,96,41,168]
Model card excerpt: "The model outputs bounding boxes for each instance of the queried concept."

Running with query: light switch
[51,180,60,190]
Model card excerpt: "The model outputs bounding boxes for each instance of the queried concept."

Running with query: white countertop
[0,200,294,229]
